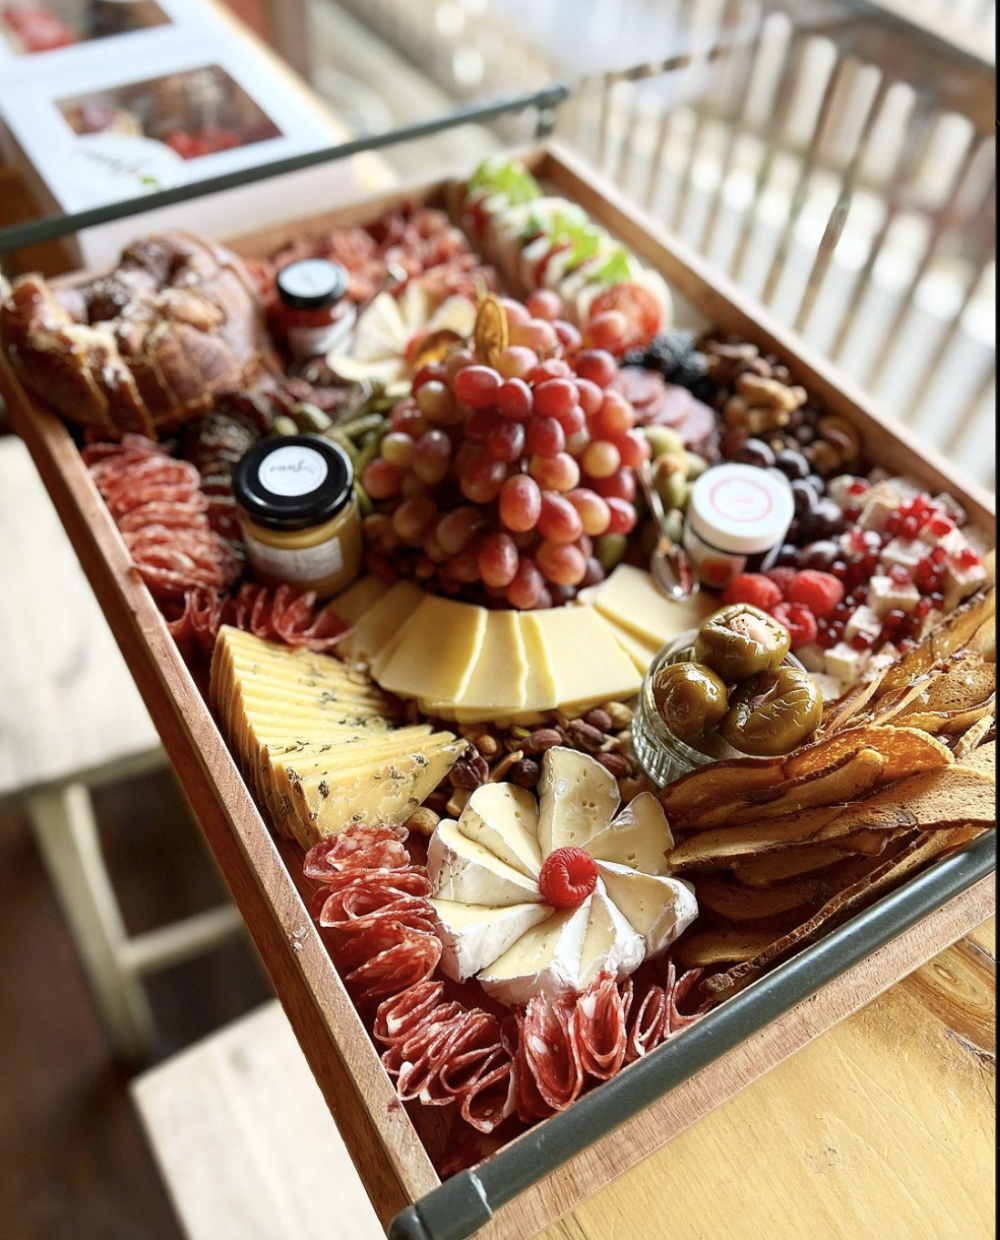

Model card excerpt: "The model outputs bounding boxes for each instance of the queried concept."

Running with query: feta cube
[858,482,901,532]
[795,642,827,673]
[844,605,882,642]
[867,575,920,617]
[933,492,967,526]
[880,538,926,573]
[812,672,845,703]
[825,641,870,687]
[827,475,867,508]
[942,560,987,611]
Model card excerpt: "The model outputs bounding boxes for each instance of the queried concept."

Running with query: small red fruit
[720,573,783,612]
[785,570,844,618]
[538,847,599,908]
[771,602,819,650]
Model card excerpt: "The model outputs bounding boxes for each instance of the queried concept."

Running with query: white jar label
[243,530,344,585]
[258,445,328,497]
[706,473,774,522]
[287,306,356,360]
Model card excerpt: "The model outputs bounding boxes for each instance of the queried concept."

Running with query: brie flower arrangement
[427,747,699,1006]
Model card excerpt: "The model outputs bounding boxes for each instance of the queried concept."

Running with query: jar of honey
[234,435,362,598]
[269,258,355,360]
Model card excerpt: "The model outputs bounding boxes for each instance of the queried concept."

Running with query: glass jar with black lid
[269,258,356,360]
[234,435,362,599]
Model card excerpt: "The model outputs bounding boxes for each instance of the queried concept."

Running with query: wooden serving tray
[2,143,995,1240]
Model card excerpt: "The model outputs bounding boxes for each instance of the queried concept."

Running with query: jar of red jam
[269,258,355,360]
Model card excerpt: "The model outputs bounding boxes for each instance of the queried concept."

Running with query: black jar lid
[234,435,354,531]
[275,258,349,310]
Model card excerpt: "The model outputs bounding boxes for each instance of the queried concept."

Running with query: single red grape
[496,377,534,421]
[488,419,526,463]
[583,310,628,353]
[460,453,507,504]
[506,557,545,609]
[536,540,587,586]
[538,492,584,544]
[478,532,519,587]
[567,488,612,536]
[454,365,501,410]
[553,319,582,351]
[392,496,437,544]
[436,505,484,555]
[362,458,402,499]
[582,439,621,478]
[529,452,580,493]
[606,497,637,535]
[499,474,542,532]
[593,389,635,437]
[525,416,566,458]
[592,469,637,503]
[527,289,563,321]
[615,428,650,469]
[575,377,604,416]
[533,378,579,419]
[574,349,617,388]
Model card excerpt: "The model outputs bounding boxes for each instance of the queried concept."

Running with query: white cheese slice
[536,746,620,856]
[457,783,542,878]
[428,819,543,907]
[584,792,674,876]
[600,616,661,673]
[517,612,559,714]
[329,575,390,626]
[596,862,699,958]
[587,565,715,649]
[479,902,590,1006]
[430,898,551,982]
[577,884,645,990]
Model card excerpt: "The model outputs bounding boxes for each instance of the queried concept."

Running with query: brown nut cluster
[701,336,861,477]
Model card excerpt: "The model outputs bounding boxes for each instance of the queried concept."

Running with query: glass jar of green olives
[633,629,810,786]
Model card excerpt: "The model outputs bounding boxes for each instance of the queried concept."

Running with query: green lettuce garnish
[548,211,602,269]
[467,157,541,205]
[592,248,633,285]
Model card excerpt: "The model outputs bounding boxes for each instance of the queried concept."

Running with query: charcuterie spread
[2,155,994,1172]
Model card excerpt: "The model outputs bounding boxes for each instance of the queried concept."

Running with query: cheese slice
[457,783,542,878]
[537,746,620,856]
[531,605,642,713]
[375,597,488,704]
[455,609,527,712]
[517,612,559,714]
[587,564,715,649]
[330,575,390,625]
[601,617,661,673]
[596,862,699,957]
[584,792,674,876]
[428,819,543,907]
[479,902,590,1005]
[577,885,645,990]
[338,580,424,665]
[431,898,551,981]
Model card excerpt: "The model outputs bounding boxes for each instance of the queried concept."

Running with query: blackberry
[622,329,715,398]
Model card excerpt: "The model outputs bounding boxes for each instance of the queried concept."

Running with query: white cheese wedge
[577,884,645,990]
[479,902,591,1005]
[431,899,551,982]
[585,565,715,649]
[457,783,542,878]
[596,862,699,958]
[531,605,642,714]
[537,746,620,856]
[428,819,544,907]
[584,792,674,875]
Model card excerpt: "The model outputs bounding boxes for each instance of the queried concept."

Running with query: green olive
[694,604,791,682]
[652,661,729,746]
[721,667,823,756]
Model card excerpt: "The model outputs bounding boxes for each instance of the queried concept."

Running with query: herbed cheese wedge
[537,746,620,856]
[479,902,591,1005]
[431,899,552,982]
[584,792,674,876]
[456,783,542,878]
[596,861,699,957]
[337,580,424,666]
[583,564,715,649]
[287,736,466,843]
[428,819,544,907]
[531,605,641,714]
[374,597,488,704]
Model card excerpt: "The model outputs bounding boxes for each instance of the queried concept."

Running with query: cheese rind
[428,819,544,907]
[584,792,674,875]
[431,899,551,981]
[478,902,591,1005]
[537,746,620,856]
[457,783,542,877]
[596,861,699,957]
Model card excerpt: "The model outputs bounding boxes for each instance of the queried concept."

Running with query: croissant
[1,232,269,437]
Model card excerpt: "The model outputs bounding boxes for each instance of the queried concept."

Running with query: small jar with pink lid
[682,463,794,590]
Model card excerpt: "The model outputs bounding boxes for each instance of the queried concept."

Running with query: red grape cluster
[360,296,647,609]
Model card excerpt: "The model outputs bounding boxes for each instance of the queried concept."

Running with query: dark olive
[652,661,728,746]
[721,667,823,756]
[805,474,826,496]
[791,478,817,516]
[775,449,810,480]
[733,438,775,469]
[807,497,846,539]
[800,539,840,570]
[694,604,791,682]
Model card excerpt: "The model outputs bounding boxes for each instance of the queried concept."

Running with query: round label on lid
[688,463,794,556]
[258,444,329,497]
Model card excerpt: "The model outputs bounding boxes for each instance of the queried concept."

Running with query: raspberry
[771,602,818,650]
[721,573,783,611]
[766,566,799,597]
[538,847,599,909]
[785,570,844,618]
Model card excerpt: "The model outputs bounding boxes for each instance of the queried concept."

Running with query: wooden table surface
[542,911,995,1240]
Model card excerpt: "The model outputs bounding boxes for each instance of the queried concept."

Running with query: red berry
[771,602,819,650]
[765,566,798,597]
[851,632,875,652]
[846,479,870,496]
[925,514,953,539]
[930,546,948,566]
[956,546,982,570]
[888,565,912,585]
[720,573,783,612]
[785,570,844,618]
[538,846,599,908]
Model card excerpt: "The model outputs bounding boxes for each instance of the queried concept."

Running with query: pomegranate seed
[851,632,874,651]
[915,597,932,619]
[900,516,920,538]
[957,547,982,569]
[847,479,870,496]
[889,565,912,585]
[930,546,948,565]
[926,514,953,538]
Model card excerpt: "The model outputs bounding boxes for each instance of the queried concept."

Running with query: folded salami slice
[573,975,627,1080]
[374,981,446,1046]
[522,992,585,1112]
[624,980,667,1063]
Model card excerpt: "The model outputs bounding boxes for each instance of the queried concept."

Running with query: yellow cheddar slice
[602,616,661,673]
[424,610,528,721]
[374,596,488,704]
[329,575,389,624]
[532,605,642,713]
[518,612,559,714]
[338,579,424,666]
[584,564,715,648]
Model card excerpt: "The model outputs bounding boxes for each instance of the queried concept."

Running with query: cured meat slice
[666,965,705,1033]
[521,991,585,1112]
[304,825,409,879]
[374,981,445,1046]
[573,975,626,1080]
[624,979,667,1063]
[459,1055,515,1133]
[345,934,442,1003]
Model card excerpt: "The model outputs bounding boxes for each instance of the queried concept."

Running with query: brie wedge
[584,792,674,876]
[479,902,591,1005]
[428,819,544,907]
[457,783,542,878]
[596,861,699,957]
[537,746,620,855]
[431,898,551,981]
